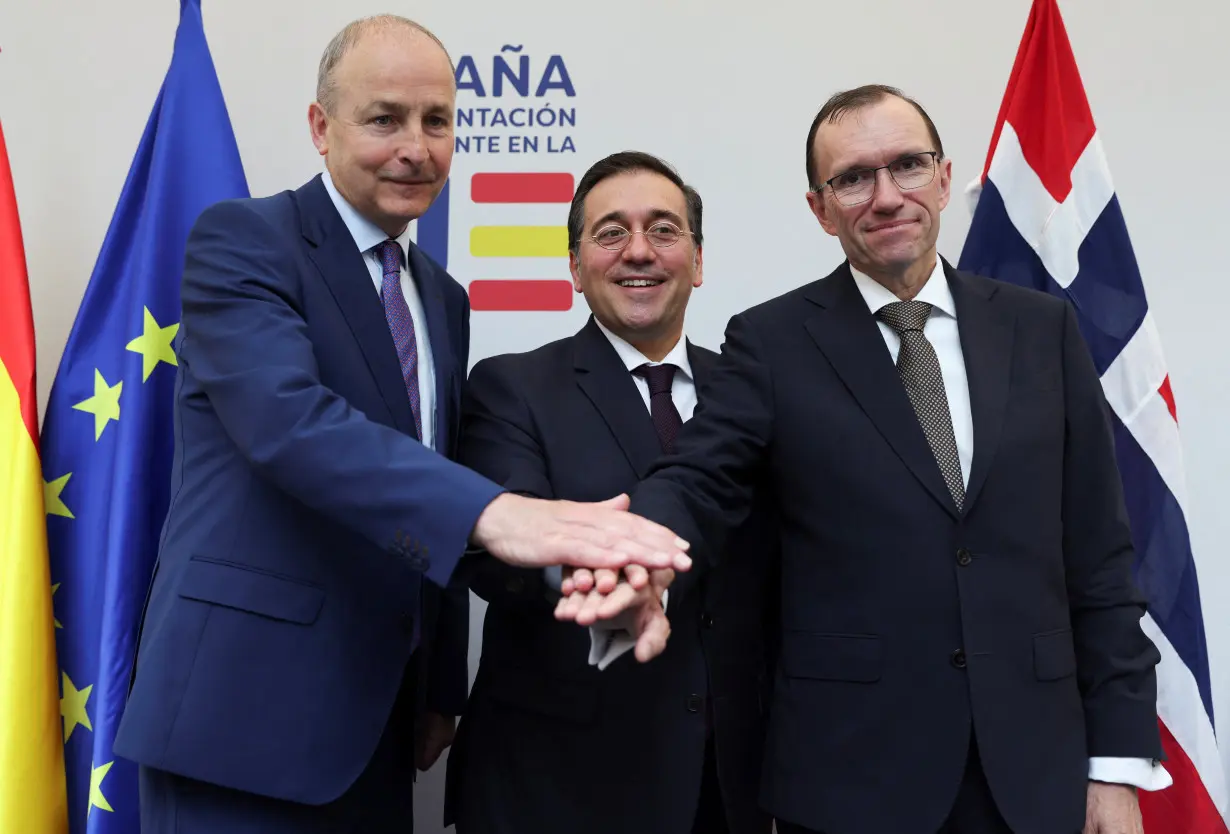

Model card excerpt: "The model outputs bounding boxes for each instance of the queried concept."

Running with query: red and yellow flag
[0,119,69,832]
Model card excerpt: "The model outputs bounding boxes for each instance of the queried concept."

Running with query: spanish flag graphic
[0,118,70,832]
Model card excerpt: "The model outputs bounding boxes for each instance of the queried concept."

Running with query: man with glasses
[445,151,778,834]
[566,86,1170,833]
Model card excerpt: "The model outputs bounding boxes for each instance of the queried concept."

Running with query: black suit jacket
[628,262,1163,834]
[445,318,779,834]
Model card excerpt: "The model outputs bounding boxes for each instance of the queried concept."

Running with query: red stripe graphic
[471,173,574,204]
[1159,375,1178,423]
[469,279,573,312]
[980,0,1095,203]
[0,119,38,444]
[1139,719,1229,834]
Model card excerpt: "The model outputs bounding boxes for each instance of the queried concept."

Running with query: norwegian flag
[958,1,1228,830]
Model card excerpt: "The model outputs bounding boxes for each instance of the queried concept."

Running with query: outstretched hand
[470,493,691,573]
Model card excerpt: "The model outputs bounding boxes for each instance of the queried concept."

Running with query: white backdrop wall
[3,0,1227,830]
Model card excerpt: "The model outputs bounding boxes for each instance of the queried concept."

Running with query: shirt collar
[849,259,957,319]
[321,169,414,263]
[593,317,693,381]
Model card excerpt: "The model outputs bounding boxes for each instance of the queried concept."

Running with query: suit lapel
[573,318,663,477]
[406,241,456,453]
[686,341,715,389]
[802,264,959,518]
[297,177,416,437]
[948,264,1014,512]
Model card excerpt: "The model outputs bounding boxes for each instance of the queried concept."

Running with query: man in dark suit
[445,152,778,834]
[560,86,1171,834]
[111,18,690,834]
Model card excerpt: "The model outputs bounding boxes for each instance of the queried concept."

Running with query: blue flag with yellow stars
[39,1,248,829]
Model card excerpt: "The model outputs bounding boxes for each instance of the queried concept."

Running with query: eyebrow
[359,100,453,119]
[590,207,686,231]
[830,149,930,177]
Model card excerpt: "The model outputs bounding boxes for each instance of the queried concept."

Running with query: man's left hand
[1084,782,1143,834]
[415,711,456,772]
[554,567,673,662]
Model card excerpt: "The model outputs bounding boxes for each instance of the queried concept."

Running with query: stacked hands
[472,491,688,663]
[556,564,677,663]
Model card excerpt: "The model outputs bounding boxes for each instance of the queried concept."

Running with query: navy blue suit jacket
[445,318,779,834]
[112,175,504,805]
[628,262,1162,834]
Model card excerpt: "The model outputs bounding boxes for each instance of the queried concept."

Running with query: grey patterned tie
[876,300,965,511]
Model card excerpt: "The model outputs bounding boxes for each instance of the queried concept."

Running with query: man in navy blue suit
[111,16,689,834]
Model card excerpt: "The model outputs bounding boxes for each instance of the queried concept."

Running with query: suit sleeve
[454,358,557,608]
[1059,300,1163,760]
[178,200,505,589]
[629,312,775,600]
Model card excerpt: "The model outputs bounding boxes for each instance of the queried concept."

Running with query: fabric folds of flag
[0,119,71,834]
[39,1,249,830]
[958,1,1227,831]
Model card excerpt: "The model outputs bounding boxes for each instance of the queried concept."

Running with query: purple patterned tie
[375,240,423,441]
[634,363,682,453]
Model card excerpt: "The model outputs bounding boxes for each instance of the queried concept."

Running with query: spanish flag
[0,119,70,832]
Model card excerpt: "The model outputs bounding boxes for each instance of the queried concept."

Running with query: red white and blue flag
[958,1,1228,830]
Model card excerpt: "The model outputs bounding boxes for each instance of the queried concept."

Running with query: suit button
[956,548,972,566]
[951,649,967,669]
[701,613,714,628]
[685,694,703,713]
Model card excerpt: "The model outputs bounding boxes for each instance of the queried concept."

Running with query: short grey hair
[316,15,455,114]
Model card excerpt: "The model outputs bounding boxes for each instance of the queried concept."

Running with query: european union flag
[39,1,248,829]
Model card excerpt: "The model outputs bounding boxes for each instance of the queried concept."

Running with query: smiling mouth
[867,220,916,232]
[616,279,665,287]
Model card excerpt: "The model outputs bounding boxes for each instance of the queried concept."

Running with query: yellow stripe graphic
[470,226,568,258]
[0,358,69,833]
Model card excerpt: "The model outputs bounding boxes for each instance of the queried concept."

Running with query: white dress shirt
[321,170,436,450]
[850,261,1170,792]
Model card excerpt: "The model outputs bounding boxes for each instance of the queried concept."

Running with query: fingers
[594,567,623,594]
[579,584,638,625]
[594,493,631,510]
[554,589,588,621]
[649,568,675,593]
[634,606,671,663]
[621,564,649,590]
[559,501,691,570]
[565,568,594,595]
[566,567,643,596]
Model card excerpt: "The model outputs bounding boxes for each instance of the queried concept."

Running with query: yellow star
[44,473,74,519]
[88,760,114,815]
[60,672,93,743]
[51,583,62,629]
[125,307,179,382]
[71,370,122,440]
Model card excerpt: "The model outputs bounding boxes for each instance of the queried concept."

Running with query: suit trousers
[691,729,730,834]
[139,656,420,834]
[775,735,1024,834]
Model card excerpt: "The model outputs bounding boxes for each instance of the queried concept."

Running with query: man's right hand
[469,492,692,574]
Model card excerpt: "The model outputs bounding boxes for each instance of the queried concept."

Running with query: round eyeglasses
[587,221,694,250]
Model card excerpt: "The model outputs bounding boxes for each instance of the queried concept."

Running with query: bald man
[112,16,690,833]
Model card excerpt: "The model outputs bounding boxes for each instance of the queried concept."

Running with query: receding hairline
[806,84,945,187]
[316,15,455,114]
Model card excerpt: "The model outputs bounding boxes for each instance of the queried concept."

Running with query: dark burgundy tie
[634,363,682,453]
